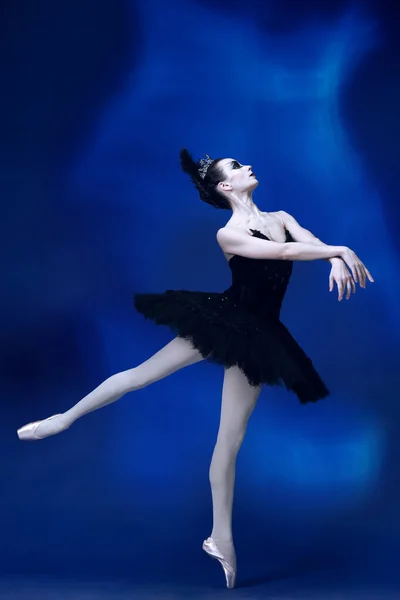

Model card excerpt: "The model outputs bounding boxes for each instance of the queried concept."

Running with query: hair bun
[179,148,230,210]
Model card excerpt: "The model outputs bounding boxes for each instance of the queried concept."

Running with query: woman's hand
[340,247,374,288]
[329,259,356,301]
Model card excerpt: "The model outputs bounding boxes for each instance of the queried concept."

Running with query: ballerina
[18,149,373,589]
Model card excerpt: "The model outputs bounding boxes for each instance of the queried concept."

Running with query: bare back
[219,211,287,262]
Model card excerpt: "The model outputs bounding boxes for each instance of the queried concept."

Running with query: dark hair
[179,148,231,210]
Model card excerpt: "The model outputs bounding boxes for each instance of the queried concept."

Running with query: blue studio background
[2,0,400,590]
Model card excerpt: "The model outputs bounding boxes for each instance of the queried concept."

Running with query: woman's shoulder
[217,220,251,240]
[216,225,246,244]
[216,222,253,260]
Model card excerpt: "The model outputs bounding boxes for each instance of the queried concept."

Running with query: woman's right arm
[217,228,345,262]
[217,228,373,285]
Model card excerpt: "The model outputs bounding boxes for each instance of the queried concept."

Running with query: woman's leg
[208,366,261,568]
[19,336,203,439]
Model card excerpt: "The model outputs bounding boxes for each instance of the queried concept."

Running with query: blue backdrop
[3,0,400,591]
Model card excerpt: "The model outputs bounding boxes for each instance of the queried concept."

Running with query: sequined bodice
[224,229,293,319]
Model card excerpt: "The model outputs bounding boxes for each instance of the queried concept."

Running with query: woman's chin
[249,179,259,190]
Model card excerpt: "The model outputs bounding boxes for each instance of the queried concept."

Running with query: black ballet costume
[133,229,329,403]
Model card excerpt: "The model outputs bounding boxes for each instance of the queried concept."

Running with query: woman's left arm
[278,210,357,301]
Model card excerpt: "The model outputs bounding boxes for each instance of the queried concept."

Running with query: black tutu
[133,230,329,404]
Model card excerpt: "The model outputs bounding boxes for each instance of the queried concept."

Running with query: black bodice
[224,229,293,320]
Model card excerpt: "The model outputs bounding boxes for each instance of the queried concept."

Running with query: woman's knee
[121,366,151,391]
[216,427,247,456]
[106,368,147,394]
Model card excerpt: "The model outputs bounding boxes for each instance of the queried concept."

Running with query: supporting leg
[206,366,261,580]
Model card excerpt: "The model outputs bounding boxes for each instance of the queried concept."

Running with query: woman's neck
[230,194,262,221]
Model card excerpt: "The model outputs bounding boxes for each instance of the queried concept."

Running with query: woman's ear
[218,181,232,193]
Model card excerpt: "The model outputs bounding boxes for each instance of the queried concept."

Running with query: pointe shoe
[17,414,64,441]
[202,537,237,589]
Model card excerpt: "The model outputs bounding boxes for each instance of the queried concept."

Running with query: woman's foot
[17,414,69,440]
[202,537,237,589]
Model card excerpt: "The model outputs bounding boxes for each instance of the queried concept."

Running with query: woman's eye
[232,161,240,169]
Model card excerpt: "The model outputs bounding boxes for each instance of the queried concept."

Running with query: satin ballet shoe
[17,414,64,441]
[202,537,237,589]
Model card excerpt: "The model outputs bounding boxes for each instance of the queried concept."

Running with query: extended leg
[18,336,203,439]
[208,366,261,572]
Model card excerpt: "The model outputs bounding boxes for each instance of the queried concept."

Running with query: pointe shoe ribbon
[17,414,63,441]
[202,537,237,589]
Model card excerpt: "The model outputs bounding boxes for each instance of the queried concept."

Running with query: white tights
[33,336,261,566]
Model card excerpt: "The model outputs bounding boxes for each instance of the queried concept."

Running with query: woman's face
[216,158,259,195]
